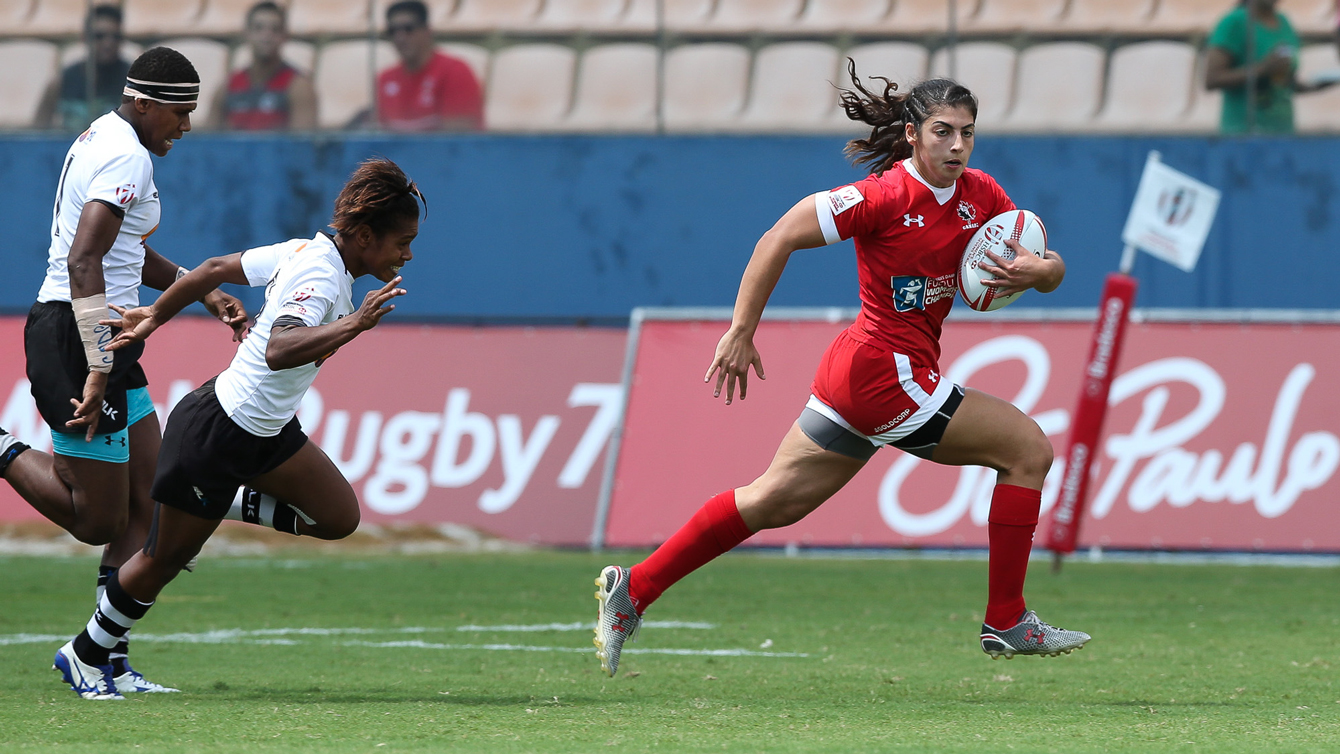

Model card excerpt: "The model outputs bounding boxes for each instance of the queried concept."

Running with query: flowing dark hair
[331,158,426,236]
[839,59,979,175]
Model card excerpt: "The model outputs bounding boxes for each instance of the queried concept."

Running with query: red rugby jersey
[377,52,483,132]
[816,159,1015,368]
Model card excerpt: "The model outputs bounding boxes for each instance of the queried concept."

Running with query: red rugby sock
[627,490,753,614]
[985,484,1042,630]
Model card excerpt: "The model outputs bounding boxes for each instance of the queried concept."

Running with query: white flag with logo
[1121,152,1220,273]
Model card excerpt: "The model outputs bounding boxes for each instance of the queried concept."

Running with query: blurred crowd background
[3,0,1340,135]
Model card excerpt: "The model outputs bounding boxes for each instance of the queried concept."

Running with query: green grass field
[1,550,1338,752]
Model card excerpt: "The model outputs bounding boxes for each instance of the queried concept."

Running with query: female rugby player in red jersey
[593,67,1090,677]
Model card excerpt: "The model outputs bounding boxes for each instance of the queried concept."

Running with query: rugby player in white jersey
[50,158,422,699]
[0,47,247,695]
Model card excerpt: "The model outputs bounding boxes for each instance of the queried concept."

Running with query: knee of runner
[1013,424,1055,481]
[70,514,127,547]
[313,506,360,541]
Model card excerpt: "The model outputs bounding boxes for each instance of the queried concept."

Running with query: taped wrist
[71,294,114,374]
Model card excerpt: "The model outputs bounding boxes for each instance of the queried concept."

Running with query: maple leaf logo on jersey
[957,201,977,223]
[115,184,137,205]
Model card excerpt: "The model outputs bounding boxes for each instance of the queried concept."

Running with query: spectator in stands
[33,5,130,130]
[210,2,316,130]
[1205,0,1332,133]
[365,0,484,131]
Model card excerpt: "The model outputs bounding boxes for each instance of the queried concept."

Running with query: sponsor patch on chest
[828,185,865,215]
[890,273,957,312]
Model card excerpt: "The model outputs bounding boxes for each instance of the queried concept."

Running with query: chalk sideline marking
[345,639,807,658]
[0,622,805,658]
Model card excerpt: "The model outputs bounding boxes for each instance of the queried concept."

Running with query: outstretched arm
[143,245,250,341]
[265,277,405,370]
[105,253,250,349]
[705,196,828,404]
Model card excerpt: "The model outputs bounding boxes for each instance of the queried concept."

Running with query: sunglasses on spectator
[386,22,424,36]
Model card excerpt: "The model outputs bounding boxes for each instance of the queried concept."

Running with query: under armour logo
[1023,628,1045,644]
[903,214,924,227]
[928,371,939,383]
[613,612,632,633]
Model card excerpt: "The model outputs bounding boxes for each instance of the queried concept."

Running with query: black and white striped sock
[95,565,131,673]
[72,571,152,667]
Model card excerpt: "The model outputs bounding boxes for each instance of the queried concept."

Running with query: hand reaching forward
[351,276,406,332]
[100,305,159,351]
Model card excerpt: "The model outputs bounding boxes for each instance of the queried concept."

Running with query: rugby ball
[958,209,1048,312]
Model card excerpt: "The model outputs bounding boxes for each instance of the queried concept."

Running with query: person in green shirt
[1205,0,1331,134]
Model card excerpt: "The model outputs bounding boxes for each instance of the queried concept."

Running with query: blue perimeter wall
[1,133,1336,319]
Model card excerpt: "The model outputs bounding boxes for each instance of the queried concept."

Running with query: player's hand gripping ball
[958,209,1048,312]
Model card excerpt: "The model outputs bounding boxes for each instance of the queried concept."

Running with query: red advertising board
[605,316,1340,551]
[0,317,625,545]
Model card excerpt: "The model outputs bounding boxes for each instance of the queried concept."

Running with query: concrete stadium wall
[1,133,1335,318]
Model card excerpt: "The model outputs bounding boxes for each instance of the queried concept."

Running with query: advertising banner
[0,317,625,545]
[605,316,1340,551]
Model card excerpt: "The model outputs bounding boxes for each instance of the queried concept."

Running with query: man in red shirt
[376,0,483,132]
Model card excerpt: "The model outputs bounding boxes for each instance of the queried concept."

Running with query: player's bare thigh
[52,453,131,545]
[931,387,1053,488]
[247,439,361,540]
[735,422,868,531]
[103,413,164,565]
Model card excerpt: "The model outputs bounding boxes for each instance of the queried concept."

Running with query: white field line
[344,639,807,658]
[0,621,804,658]
[454,621,714,632]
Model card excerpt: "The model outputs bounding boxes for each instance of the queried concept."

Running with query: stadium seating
[0,39,56,128]
[0,1,33,31]
[1170,50,1223,132]
[532,0,632,32]
[194,0,259,35]
[1296,43,1340,131]
[288,0,373,37]
[1146,0,1237,35]
[792,0,894,32]
[929,42,1016,129]
[230,40,318,73]
[1092,41,1197,132]
[1280,0,1336,34]
[561,43,659,132]
[827,42,928,131]
[1001,42,1104,131]
[158,37,228,126]
[702,0,807,33]
[880,0,976,33]
[438,42,489,84]
[123,0,205,38]
[663,0,717,30]
[313,39,394,129]
[662,43,750,131]
[446,0,544,33]
[731,42,841,131]
[485,44,576,131]
[965,0,1068,33]
[1055,0,1158,33]
[62,40,144,67]
[20,0,88,36]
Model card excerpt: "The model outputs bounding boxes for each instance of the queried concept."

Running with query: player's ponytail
[840,61,978,175]
[331,158,426,236]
